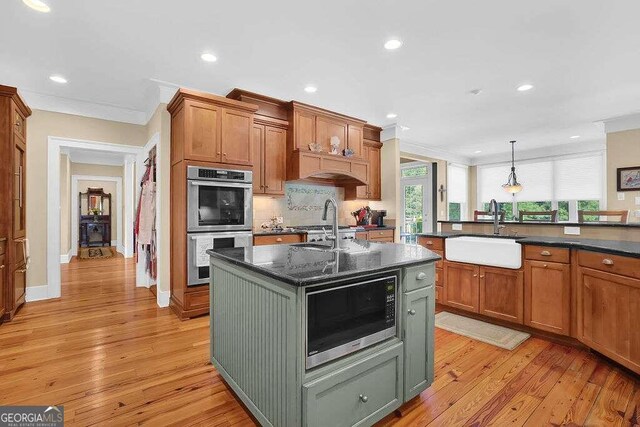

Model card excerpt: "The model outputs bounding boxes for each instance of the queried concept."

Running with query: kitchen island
[207,240,440,427]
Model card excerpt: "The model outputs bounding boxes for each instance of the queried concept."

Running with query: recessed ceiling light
[304,85,317,93]
[200,53,217,62]
[517,84,534,92]
[386,113,397,119]
[22,0,50,12]
[49,75,68,84]
[474,150,483,154]
[384,39,403,50]
[570,135,580,139]
[469,89,483,96]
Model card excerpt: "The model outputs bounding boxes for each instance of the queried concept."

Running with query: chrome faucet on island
[322,197,340,250]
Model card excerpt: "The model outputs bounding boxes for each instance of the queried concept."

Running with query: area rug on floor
[78,247,114,259]
[435,312,530,350]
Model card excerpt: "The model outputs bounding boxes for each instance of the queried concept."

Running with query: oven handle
[189,180,252,189]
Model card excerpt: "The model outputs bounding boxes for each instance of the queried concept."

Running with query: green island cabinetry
[208,242,437,427]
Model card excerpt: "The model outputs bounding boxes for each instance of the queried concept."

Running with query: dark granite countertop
[208,240,440,286]
[416,233,640,258]
[253,230,308,236]
[438,220,640,228]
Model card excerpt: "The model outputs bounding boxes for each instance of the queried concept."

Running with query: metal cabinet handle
[359,394,368,403]
[223,153,227,157]
[543,264,548,268]
[426,240,433,245]
[540,250,552,256]
[15,119,21,127]
[0,265,5,269]
[16,269,27,274]
[480,275,485,278]
[416,272,427,280]
[408,309,416,315]
[473,273,478,277]
[275,237,283,242]
[217,151,221,155]
[602,259,614,266]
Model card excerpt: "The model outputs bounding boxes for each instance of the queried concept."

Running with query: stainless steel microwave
[187,166,253,233]
[305,274,398,369]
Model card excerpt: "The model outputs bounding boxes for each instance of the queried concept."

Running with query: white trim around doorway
[47,137,141,300]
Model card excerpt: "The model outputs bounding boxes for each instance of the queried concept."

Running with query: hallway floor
[0,256,638,426]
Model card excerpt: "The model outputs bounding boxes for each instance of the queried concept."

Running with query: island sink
[445,236,522,269]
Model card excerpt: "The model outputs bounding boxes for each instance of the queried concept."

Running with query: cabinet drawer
[418,236,444,251]
[253,234,305,246]
[578,251,640,280]
[404,264,435,292]
[303,342,403,427]
[369,236,394,243]
[369,229,394,239]
[184,289,209,310]
[524,245,570,263]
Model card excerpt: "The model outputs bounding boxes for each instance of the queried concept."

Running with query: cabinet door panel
[221,109,253,165]
[185,101,220,162]
[403,286,435,400]
[252,125,264,194]
[444,263,479,312]
[355,145,370,199]
[369,146,381,200]
[13,140,26,238]
[524,260,571,335]
[347,124,364,158]
[579,268,640,374]
[263,127,286,195]
[295,110,316,150]
[479,266,523,324]
[316,116,347,154]
[14,265,26,306]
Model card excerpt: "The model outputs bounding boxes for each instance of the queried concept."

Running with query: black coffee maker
[372,210,387,227]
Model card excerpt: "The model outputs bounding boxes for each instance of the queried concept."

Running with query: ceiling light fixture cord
[502,140,523,194]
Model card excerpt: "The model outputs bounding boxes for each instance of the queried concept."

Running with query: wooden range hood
[227,89,381,188]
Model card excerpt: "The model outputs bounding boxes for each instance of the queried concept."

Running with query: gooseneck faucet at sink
[489,199,506,236]
[322,198,340,250]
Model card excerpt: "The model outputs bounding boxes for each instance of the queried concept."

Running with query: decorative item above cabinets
[167,88,259,167]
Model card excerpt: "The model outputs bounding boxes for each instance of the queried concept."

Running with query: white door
[401,162,433,244]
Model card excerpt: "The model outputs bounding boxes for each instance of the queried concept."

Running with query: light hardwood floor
[1,256,638,426]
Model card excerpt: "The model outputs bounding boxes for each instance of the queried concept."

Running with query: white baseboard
[26,285,52,302]
[157,289,170,307]
[60,250,72,264]
[116,244,125,255]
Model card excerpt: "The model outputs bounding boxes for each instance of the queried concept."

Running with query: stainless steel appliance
[187,231,253,285]
[187,166,253,232]
[305,274,398,369]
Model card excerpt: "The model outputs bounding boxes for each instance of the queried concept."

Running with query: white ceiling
[3,0,640,161]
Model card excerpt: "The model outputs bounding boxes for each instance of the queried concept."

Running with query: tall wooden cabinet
[252,122,287,196]
[0,85,31,322]
[345,138,382,201]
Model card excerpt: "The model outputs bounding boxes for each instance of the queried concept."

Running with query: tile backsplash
[253,183,370,229]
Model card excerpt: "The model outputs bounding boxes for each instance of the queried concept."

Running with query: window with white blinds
[477,152,605,221]
[447,163,468,220]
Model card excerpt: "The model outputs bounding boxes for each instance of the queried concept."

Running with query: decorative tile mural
[285,184,337,211]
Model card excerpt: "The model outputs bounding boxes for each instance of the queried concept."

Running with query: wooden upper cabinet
[294,109,316,150]
[263,127,286,195]
[252,125,264,193]
[479,266,523,324]
[368,145,381,200]
[167,88,258,166]
[316,116,347,154]
[221,108,253,165]
[347,124,364,158]
[524,260,571,335]
[184,100,221,162]
[355,145,370,199]
[444,262,479,312]
[578,266,640,374]
[13,138,26,238]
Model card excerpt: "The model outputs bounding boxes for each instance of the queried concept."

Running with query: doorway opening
[400,160,435,244]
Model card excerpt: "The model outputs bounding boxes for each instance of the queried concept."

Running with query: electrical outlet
[618,192,625,201]
[564,226,581,236]
[634,210,640,218]
[452,223,463,231]
[276,216,284,224]
[635,196,640,206]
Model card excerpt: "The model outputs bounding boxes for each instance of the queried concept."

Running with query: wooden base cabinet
[524,260,571,335]
[577,250,640,375]
[443,262,479,312]
[479,266,523,324]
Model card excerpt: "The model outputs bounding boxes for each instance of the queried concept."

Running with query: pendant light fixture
[502,140,523,193]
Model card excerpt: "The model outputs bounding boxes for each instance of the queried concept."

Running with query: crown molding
[400,139,472,165]
[598,112,640,134]
[471,139,606,166]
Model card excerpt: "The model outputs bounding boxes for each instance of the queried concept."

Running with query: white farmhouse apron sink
[445,236,522,269]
